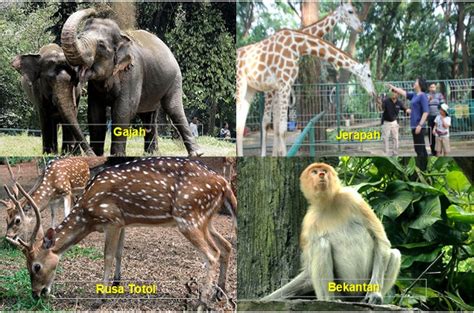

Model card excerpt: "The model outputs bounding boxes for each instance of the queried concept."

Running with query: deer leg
[63,194,71,217]
[209,223,231,294]
[112,228,126,286]
[179,225,219,303]
[103,226,122,287]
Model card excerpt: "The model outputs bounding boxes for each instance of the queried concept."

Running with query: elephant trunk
[61,8,96,67]
[53,77,95,156]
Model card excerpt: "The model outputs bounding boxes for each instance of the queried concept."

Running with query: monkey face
[311,167,330,190]
[300,163,341,200]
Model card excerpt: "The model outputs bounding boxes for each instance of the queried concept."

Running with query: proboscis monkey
[263,162,400,304]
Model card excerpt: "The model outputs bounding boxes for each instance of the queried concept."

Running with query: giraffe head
[337,3,363,33]
[353,61,376,97]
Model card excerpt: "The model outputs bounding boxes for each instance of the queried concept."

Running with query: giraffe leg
[236,79,256,157]
[261,91,274,157]
[273,87,291,156]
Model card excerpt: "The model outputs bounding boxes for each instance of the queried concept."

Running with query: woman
[388,78,429,168]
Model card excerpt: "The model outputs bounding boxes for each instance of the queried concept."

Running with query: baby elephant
[12,43,94,155]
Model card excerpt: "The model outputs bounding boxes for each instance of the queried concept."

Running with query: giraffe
[236,29,376,156]
[260,2,362,156]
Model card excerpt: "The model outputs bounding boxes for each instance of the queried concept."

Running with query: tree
[165,4,235,135]
[237,157,315,299]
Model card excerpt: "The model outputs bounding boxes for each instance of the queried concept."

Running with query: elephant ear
[113,35,133,76]
[11,54,41,82]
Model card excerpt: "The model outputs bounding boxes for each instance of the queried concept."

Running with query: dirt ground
[0,160,237,311]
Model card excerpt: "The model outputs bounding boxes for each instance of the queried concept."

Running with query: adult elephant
[12,44,95,155]
[61,8,202,156]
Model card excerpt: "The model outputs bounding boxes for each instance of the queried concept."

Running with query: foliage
[0,3,57,129]
[339,157,474,310]
[165,4,235,132]
[237,2,472,82]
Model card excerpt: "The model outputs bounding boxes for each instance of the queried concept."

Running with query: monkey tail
[224,183,237,233]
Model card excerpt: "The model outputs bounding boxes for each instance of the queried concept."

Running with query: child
[433,104,451,156]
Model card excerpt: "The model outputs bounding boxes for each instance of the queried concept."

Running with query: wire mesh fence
[244,78,474,156]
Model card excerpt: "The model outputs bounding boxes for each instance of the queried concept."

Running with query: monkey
[262,162,400,304]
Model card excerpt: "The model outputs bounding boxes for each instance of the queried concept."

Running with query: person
[388,78,429,169]
[433,104,451,156]
[220,122,231,140]
[427,83,445,156]
[190,116,199,138]
[380,91,410,156]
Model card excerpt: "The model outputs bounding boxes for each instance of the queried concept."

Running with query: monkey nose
[319,173,325,177]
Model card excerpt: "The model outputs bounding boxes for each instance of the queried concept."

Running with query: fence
[245,78,474,155]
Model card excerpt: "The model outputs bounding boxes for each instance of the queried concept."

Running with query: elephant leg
[51,116,59,154]
[88,85,108,156]
[110,102,133,156]
[161,77,202,156]
[138,111,158,154]
[39,104,57,154]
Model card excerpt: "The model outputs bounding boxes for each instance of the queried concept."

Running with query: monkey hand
[363,292,383,305]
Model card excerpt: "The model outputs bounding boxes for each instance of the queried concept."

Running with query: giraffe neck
[296,33,359,71]
[301,10,339,38]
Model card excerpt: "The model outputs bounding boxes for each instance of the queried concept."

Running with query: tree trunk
[457,3,469,78]
[451,4,464,79]
[237,158,313,299]
[207,99,217,135]
[298,2,320,153]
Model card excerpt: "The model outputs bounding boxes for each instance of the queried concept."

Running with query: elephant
[60,8,202,156]
[12,43,94,155]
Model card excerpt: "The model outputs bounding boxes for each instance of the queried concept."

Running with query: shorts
[435,136,450,153]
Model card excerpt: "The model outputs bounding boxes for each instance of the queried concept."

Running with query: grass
[0,238,102,310]
[0,132,236,156]
[64,245,102,261]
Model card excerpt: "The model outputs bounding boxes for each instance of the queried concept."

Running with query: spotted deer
[2,157,93,243]
[6,157,237,302]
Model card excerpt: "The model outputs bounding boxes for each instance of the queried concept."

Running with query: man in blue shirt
[388,78,429,169]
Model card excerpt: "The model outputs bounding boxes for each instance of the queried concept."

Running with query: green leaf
[386,180,409,194]
[351,180,383,193]
[446,205,474,223]
[446,171,470,193]
[409,196,441,229]
[401,248,441,268]
[397,241,436,249]
[445,291,474,310]
[411,287,439,299]
[407,181,443,195]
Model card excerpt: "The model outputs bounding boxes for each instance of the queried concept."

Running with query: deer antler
[4,184,25,220]
[16,183,42,247]
[4,157,20,197]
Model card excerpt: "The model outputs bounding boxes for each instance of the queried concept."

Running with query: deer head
[6,183,57,299]
[1,158,31,240]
